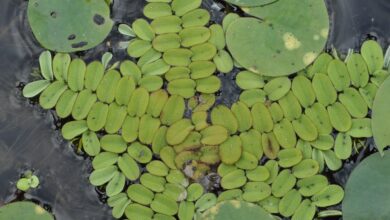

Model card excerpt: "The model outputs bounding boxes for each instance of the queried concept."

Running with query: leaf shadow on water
[0,0,389,219]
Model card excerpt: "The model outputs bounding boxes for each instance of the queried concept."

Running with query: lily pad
[224,0,275,7]
[0,202,54,220]
[226,0,329,76]
[28,0,113,52]
[343,151,390,220]
[372,76,390,155]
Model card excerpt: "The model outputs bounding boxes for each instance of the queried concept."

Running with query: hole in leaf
[68,34,76,40]
[71,41,88,48]
[93,14,105,25]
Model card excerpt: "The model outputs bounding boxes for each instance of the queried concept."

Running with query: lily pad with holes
[27,0,113,52]
[372,75,390,155]
[343,151,390,220]
[226,0,329,76]
[0,202,54,220]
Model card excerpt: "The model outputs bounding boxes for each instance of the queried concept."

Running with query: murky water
[0,0,388,220]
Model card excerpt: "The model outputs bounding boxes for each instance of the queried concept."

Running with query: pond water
[0,0,388,219]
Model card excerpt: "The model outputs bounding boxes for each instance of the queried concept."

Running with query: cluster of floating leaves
[119,0,235,99]
[16,170,40,192]
[235,40,388,169]
[224,40,388,220]
[21,0,390,219]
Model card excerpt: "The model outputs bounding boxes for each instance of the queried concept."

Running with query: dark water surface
[0,0,389,220]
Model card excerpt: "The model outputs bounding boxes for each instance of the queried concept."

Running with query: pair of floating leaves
[16,171,40,192]
[225,0,329,76]
[28,0,113,52]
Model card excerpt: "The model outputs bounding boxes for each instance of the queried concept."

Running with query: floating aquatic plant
[342,151,390,220]
[235,40,387,173]
[0,202,54,220]
[121,0,234,98]
[27,0,113,52]
[21,0,390,219]
[225,0,330,76]
[16,170,40,192]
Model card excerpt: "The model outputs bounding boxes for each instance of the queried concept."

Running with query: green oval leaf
[39,81,67,109]
[61,120,88,140]
[118,24,135,37]
[39,51,53,80]
[22,80,51,98]
[82,131,101,156]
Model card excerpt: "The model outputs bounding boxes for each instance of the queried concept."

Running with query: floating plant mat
[19,0,390,219]
[22,43,389,220]
[27,0,113,52]
[342,151,390,220]
[225,0,330,76]
[0,201,54,220]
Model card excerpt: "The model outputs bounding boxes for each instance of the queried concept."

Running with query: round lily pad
[343,151,390,220]
[0,202,54,220]
[372,76,390,155]
[28,0,113,52]
[226,0,329,76]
